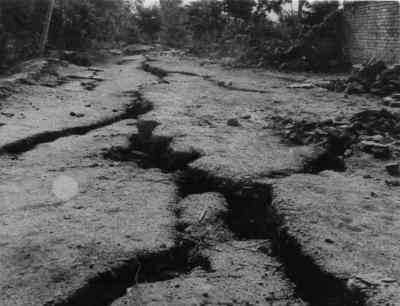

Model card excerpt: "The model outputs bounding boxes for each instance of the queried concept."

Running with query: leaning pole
[39,0,55,56]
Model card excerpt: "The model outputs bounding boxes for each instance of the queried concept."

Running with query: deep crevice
[108,119,202,171]
[271,227,365,306]
[177,168,364,306]
[0,91,152,155]
[45,244,210,306]
[110,123,368,306]
[66,78,361,305]
[176,170,273,240]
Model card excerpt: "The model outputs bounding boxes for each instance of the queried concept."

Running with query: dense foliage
[152,0,345,71]
[0,0,345,72]
[0,0,137,67]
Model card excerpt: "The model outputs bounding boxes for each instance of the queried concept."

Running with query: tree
[159,0,187,47]
[135,3,161,41]
[39,0,55,55]
[223,0,255,21]
[185,0,225,43]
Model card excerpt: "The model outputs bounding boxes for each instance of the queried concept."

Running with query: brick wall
[343,0,400,64]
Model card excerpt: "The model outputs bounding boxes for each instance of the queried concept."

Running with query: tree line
[0,0,343,71]
[0,0,137,67]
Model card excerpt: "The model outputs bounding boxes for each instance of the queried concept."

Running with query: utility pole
[39,0,55,56]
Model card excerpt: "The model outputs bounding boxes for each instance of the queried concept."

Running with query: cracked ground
[0,50,400,306]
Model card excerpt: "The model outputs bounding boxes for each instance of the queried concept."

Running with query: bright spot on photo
[52,175,79,201]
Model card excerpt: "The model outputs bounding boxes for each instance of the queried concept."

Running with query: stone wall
[343,1,400,64]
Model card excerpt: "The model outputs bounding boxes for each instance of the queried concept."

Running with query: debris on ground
[272,108,400,159]
[321,60,400,97]
[360,141,391,159]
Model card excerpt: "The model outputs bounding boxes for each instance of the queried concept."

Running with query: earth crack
[0,91,152,155]
[101,120,364,306]
[141,59,270,94]
[44,246,210,306]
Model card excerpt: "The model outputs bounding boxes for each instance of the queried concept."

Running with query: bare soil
[0,48,399,306]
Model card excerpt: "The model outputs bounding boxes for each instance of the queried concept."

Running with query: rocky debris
[272,109,400,159]
[324,60,400,96]
[350,109,400,139]
[359,141,391,159]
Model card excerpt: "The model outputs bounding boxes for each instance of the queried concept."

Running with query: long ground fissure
[12,62,364,306]
[103,118,366,306]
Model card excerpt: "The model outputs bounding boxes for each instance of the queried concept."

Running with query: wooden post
[39,0,55,56]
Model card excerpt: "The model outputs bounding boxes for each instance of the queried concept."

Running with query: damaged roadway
[0,49,399,306]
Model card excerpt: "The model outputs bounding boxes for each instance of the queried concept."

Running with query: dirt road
[0,49,399,306]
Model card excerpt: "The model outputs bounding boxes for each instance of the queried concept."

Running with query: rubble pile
[272,109,400,159]
[349,109,400,138]
[272,116,347,146]
[323,60,400,97]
